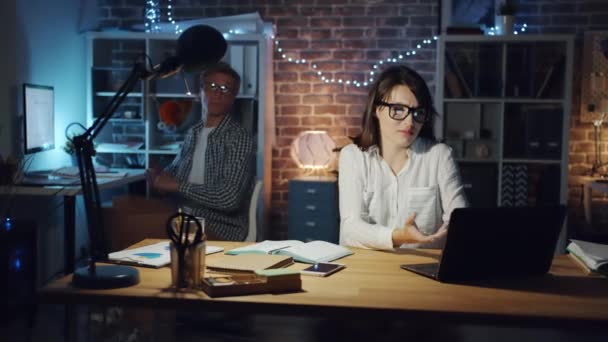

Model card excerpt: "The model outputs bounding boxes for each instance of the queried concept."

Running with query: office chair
[246,180,263,242]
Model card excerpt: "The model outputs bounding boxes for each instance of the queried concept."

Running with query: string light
[142,6,529,87]
[273,35,438,88]
[145,0,182,34]
[145,0,160,33]
[487,23,528,36]
[272,22,529,87]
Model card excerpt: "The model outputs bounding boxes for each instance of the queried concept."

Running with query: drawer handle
[306,188,317,194]
[305,221,316,227]
[305,205,317,211]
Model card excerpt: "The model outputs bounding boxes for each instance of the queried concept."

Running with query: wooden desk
[39,240,608,329]
[0,170,146,274]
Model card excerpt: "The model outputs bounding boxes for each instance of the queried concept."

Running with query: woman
[339,65,467,250]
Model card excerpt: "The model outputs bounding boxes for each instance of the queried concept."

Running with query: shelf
[455,158,498,163]
[104,118,143,123]
[95,92,143,97]
[437,35,573,209]
[150,93,198,99]
[91,66,132,71]
[96,148,146,154]
[148,149,179,155]
[443,98,565,104]
[502,159,562,165]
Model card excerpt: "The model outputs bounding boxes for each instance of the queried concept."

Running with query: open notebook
[108,241,224,268]
[226,240,353,264]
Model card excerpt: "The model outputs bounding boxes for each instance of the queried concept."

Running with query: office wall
[9,0,88,283]
[99,0,608,237]
[16,0,87,171]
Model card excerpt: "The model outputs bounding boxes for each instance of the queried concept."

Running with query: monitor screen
[23,83,55,154]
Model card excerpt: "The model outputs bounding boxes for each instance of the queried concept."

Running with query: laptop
[400,205,567,283]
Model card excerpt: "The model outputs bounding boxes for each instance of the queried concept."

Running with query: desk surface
[39,240,608,328]
[0,169,145,196]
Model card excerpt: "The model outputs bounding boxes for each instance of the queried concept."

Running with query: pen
[177,208,183,242]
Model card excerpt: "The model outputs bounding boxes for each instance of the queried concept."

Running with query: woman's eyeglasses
[376,101,429,123]
[204,82,234,95]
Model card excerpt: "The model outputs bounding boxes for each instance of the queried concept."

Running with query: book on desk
[566,239,608,276]
[202,269,302,297]
[225,240,353,264]
[206,253,294,273]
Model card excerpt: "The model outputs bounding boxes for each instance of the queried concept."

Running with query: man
[148,62,254,241]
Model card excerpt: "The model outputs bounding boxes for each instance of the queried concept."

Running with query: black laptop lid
[437,205,566,282]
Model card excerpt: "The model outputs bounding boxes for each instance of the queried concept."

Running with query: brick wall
[98,0,608,237]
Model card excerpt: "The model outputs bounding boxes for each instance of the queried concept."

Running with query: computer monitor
[23,83,55,154]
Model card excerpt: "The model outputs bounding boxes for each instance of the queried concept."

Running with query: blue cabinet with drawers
[288,177,339,243]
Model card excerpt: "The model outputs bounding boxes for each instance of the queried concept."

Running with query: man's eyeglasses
[204,82,234,95]
[376,101,429,123]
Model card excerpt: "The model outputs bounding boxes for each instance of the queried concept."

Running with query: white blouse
[338,139,468,250]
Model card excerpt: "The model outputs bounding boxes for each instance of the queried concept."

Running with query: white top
[338,140,468,250]
[188,127,214,184]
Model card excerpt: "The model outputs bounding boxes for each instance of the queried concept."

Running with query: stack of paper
[566,239,608,274]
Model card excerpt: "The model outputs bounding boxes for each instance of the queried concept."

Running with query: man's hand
[146,168,178,193]
[391,213,447,247]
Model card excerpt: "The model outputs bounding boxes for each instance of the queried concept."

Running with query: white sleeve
[437,145,468,225]
[338,145,394,250]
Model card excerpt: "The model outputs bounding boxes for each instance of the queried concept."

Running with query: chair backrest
[246,180,263,242]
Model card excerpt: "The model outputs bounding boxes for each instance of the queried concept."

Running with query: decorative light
[270,22,528,87]
[290,130,337,171]
[146,0,182,34]
[145,0,160,33]
[487,23,528,36]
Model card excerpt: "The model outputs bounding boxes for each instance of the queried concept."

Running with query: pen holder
[170,240,206,289]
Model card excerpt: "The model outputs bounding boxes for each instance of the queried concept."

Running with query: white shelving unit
[85,28,273,235]
[435,35,574,208]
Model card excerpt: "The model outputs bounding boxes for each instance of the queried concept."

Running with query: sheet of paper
[109,241,224,267]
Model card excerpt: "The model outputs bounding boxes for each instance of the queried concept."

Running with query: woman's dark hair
[352,64,437,150]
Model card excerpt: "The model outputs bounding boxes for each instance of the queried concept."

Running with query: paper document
[108,241,224,268]
[226,240,353,264]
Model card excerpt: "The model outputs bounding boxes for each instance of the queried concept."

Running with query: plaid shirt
[164,114,255,240]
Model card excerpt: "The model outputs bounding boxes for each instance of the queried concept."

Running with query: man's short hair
[200,62,241,91]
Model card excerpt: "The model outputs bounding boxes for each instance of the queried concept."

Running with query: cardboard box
[103,196,177,252]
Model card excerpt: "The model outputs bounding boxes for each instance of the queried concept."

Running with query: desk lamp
[290,130,336,175]
[72,25,227,289]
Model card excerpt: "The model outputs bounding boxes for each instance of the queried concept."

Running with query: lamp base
[72,264,140,289]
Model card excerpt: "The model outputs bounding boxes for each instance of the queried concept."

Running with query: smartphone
[300,263,345,277]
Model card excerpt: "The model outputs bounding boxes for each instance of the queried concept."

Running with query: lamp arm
[73,61,151,269]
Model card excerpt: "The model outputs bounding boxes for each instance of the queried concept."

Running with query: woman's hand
[391,213,447,247]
